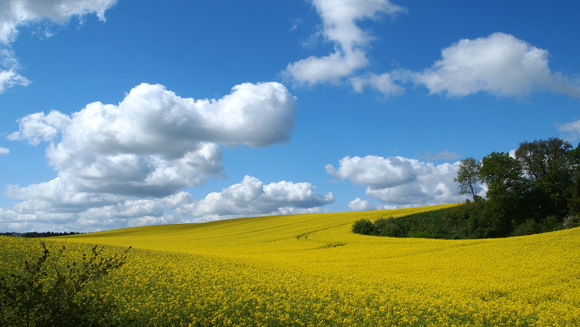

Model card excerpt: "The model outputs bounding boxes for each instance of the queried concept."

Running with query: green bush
[0,242,130,327]
[352,219,374,235]
[512,219,541,236]
[373,217,402,237]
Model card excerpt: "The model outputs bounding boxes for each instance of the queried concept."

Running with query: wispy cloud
[284,0,406,86]
[556,120,580,142]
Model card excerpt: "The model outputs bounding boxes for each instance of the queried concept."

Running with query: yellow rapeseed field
[2,204,579,326]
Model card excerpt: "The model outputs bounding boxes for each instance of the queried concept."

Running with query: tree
[515,138,572,182]
[516,138,574,218]
[479,152,528,198]
[454,157,481,202]
[479,151,531,228]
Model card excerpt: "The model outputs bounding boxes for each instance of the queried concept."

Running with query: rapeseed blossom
[1,204,579,326]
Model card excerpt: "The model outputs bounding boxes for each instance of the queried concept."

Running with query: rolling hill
[3,203,579,325]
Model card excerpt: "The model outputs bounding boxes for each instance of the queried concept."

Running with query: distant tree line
[0,232,84,238]
[353,137,580,239]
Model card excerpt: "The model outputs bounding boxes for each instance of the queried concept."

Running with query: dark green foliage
[353,199,577,240]
[373,218,402,237]
[352,137,580,240]
[0,242,130,327]
[351,219,374,235]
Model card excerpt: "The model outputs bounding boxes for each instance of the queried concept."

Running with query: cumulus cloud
[9,82,296,197]
[178,175,334,221]
[407,32,580,99]
[556,120,580,142]
[327,155,466,207]
[284,0,406,85]
[1,82,309,232]
[0,190,189,232]
[0,175,334,232]
[0,0,117,93]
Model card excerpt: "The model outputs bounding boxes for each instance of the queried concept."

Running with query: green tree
[567,143,580,216]
[479,152,531,230]
[454,157,481,202]
[516,138,573,218]
[515,138,571,182]
[479,152,528,199]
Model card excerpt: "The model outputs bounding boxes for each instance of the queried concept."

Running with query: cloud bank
[0,82,336,232]
[326,155,466,207]
[0,0,118,93]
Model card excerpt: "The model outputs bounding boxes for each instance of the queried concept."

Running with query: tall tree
[479,151,530,228]
[515,138,573,217]
[515,138,572,182]
[479,152,527,198]
[454,157,481,202]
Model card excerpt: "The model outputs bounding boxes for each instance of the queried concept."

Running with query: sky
[0,0,579,232]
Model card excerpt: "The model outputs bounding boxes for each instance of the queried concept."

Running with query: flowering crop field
[2,204,580,326]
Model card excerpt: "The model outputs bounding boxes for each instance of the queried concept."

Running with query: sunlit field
[2,203,579,326]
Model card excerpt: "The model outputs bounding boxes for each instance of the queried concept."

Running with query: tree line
[354,137,580,239]
[0,232,84,238]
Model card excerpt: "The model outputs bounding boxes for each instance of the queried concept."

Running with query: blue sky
[1,0,579,232]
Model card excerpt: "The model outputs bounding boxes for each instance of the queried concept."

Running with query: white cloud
[285,49,369,86]
[0,175,334,232]
[0,0,118,44]
[0,0,117,94]
[0,48,30,93]
[0,147,9,155]
[1,82,303,232]
[0,65,30,93]
[327,155,466,207]
[556,120,580,142]
[350,72,404,96]
[409,32,580,99]
[178,175,334,221]
[284,0,406,85]
[0,191,189,232]
[8,110,70,145]
[325,156,419,190]
[348,197,394,211]
[9,82,296,197]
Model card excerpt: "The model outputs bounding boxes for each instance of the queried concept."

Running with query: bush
[0,242,130,327]
[374,217,402,237]
[512,219,541,236]
[352,219,374,235]
[563,216,579,229]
